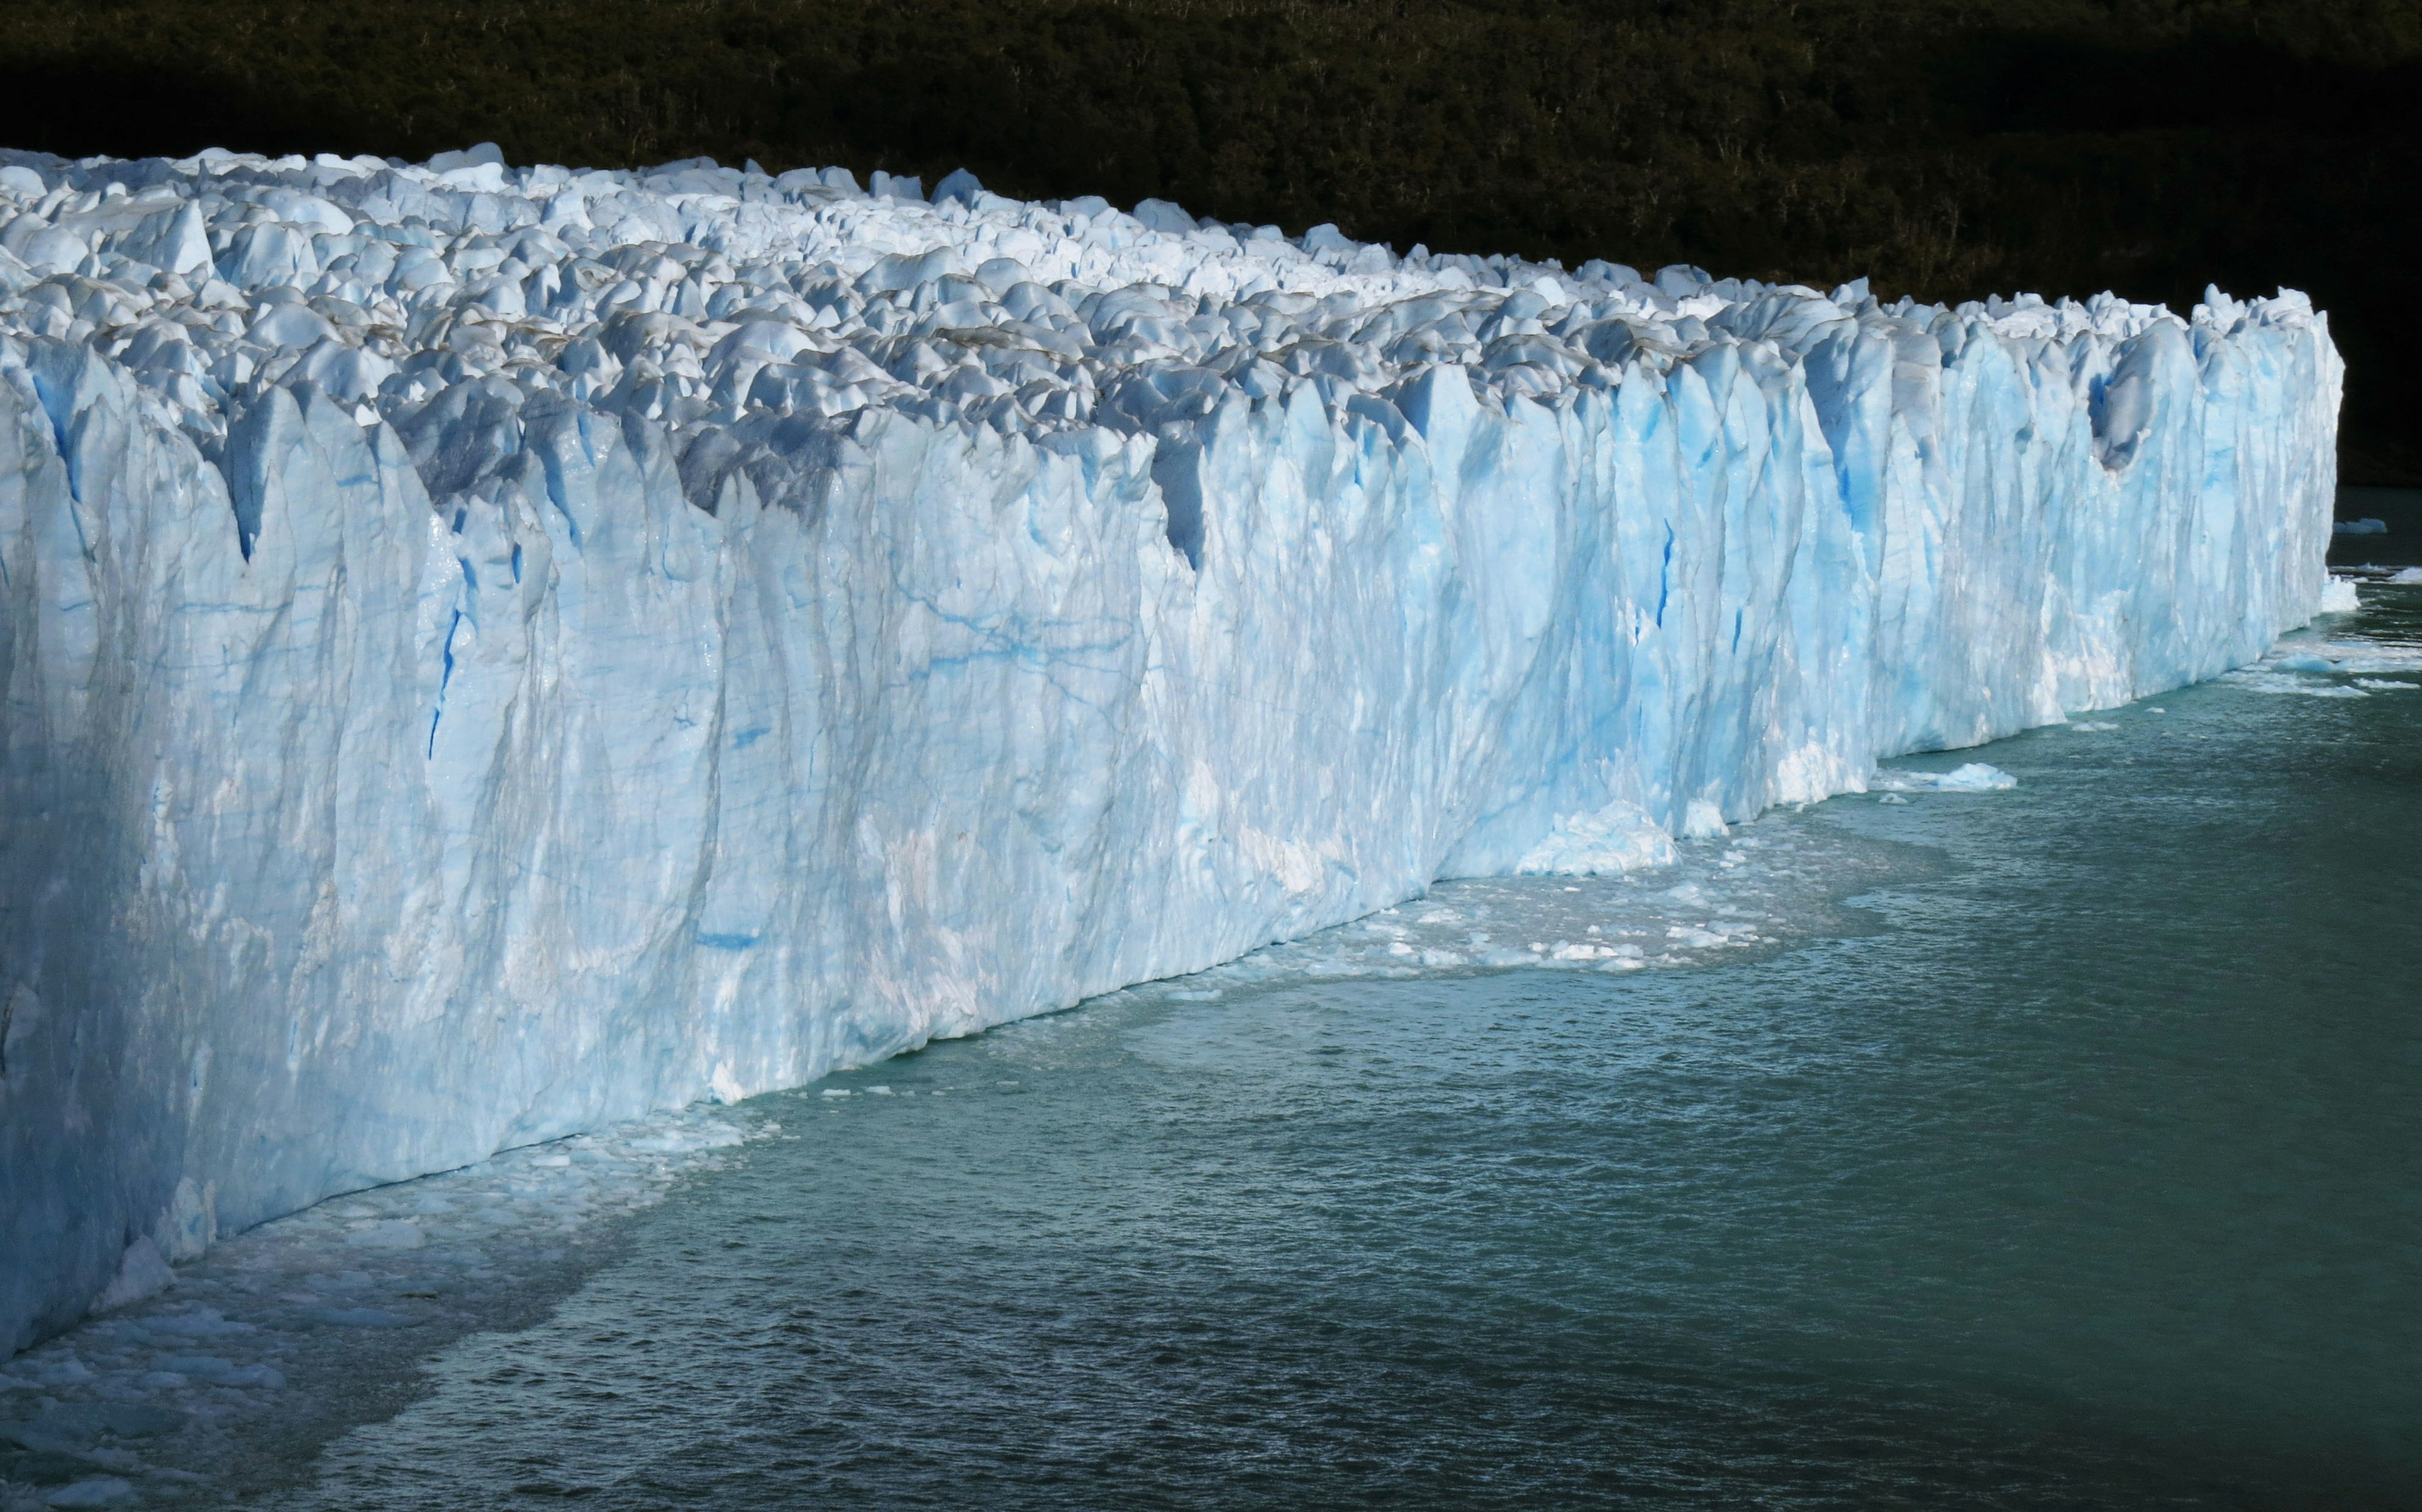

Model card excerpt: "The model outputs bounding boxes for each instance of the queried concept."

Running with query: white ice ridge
[0,143,2339,1352]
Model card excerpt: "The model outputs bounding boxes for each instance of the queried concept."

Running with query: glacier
[0,143,2339,1354]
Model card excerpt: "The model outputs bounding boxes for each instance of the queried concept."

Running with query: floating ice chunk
[2333,518,2388,535]
[342,1219,425,1250]
[2319,648,2422,675]
[1937,763,2019,791]
[42,1477,136,1508]
[2319,576,2361,613]
[1666,925,1728,948]
[1873,763,2019,793]
[3,1353,90,1387]
[2230,669,2370,697]
[2387,567,2422,585]
[121,1307,249,1340]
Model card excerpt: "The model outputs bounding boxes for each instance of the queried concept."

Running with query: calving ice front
[0,143,2337,1352]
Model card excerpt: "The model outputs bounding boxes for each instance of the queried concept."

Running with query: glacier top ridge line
[0,144,2340,1356]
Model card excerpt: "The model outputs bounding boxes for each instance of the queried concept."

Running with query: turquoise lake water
[248,532,2422,1509]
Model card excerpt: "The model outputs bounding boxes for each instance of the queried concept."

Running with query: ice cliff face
[0,144,2338,1352]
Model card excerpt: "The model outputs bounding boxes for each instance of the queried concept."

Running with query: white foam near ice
[0,143,2341,1353]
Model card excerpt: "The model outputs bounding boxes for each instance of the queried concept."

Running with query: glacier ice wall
[0,146,2337,1352]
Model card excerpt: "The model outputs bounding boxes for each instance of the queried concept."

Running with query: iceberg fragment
[1871,763,2020,793]
[0,146,2339,1353]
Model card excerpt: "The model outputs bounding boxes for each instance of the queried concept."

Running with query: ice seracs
[0,144,2340,1354]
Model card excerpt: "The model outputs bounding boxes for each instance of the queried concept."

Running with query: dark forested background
[1,0,2413,479]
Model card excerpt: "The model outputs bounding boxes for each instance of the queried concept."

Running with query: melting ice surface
[0,142,2341,1353]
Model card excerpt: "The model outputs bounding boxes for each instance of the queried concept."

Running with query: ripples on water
[11,537,2421,1511]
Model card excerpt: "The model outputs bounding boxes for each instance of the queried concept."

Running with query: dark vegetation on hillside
[3,0,2414,480]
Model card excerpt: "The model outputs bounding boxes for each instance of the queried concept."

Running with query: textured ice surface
[0,144,2339,1353]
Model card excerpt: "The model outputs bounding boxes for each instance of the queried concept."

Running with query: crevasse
[0,146,2338,1352]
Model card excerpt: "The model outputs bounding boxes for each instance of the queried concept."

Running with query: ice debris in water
[1938,763,2020,792]
[1872,763,2020,793]
[2332,518,2388,535]
[2225,632,2422,699]
[2319,576,2361,613]
[0,143,2343,1351]
[0,1104,756,1509]
[2218,615,2422,702]
[2386,567,2422,585]
[1167,806,1948,986]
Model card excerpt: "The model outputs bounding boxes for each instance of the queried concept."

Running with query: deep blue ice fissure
[0,144,2339,1354]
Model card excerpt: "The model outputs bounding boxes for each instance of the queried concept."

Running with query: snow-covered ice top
[0,142,2340,1360]
[0,142,2308,493]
